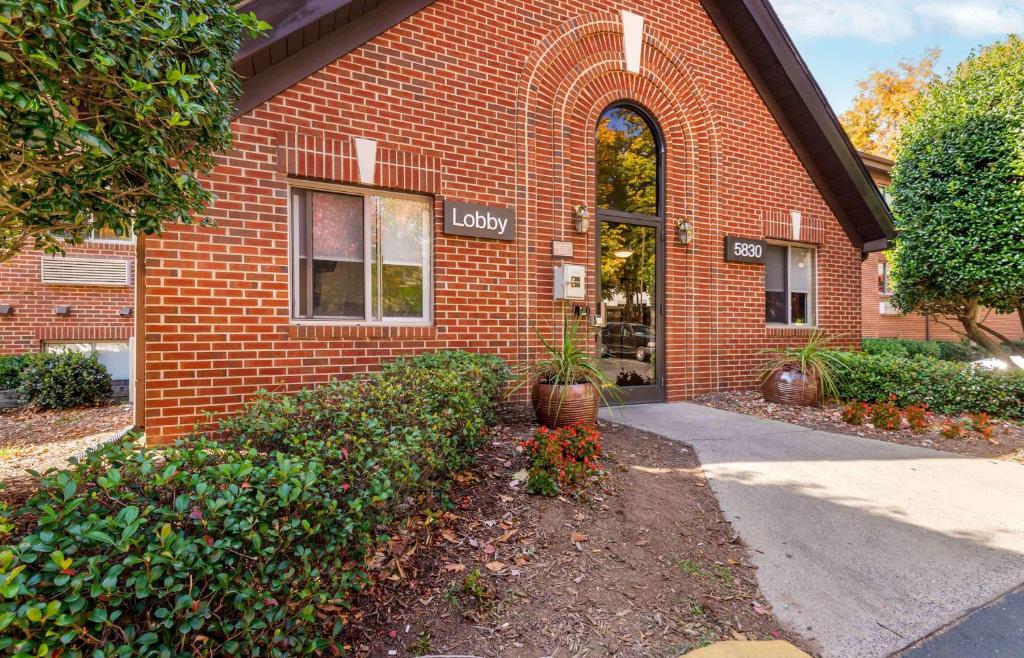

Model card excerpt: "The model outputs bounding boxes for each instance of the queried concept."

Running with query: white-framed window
[878,258,892,295]
[87,227,135,244]
[765,243,816,326]
[290,185,432,324]
[45,341,131,381]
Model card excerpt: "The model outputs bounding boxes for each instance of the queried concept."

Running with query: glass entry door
[598,218,664,403]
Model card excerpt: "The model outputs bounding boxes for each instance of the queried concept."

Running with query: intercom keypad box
[553,264,586,300]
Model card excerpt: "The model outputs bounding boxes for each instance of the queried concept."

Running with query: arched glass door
[596,105,665,404]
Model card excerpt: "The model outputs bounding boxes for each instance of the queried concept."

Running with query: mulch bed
[346,411,806,657]
[695,391,1024,464]
[0,402,134,506]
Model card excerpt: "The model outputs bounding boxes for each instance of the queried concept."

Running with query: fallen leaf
[571,532,588,543]
[635,539,649,546]
[495,529,518,543]
[752,603,771,615]
[443,563,466,573]
[731,630,748,641]
[440,529,459,543]
[485,561,506,573]
[512,469,529,482]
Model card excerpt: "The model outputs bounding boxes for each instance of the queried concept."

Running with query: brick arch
[514,11,721,396]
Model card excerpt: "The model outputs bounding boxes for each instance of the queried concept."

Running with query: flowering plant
[939,419,964,439]
[841,401,869,425]
[870,394,902,430]
[521,422,601,496]
[904,403,930,434]
[968,412,994,441]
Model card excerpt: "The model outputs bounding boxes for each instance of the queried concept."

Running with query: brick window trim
[276,131,442,196]
[35,325,132,342]
[286,323,438,340]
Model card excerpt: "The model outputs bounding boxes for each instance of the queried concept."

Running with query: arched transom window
[595,105,661,218]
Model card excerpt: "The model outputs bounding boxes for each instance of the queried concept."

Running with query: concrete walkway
[601,403,1024,658]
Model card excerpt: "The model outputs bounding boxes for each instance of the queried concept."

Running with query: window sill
[287,322,437,340]
[765,324,818,336]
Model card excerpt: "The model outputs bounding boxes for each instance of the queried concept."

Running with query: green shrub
[835,351,1024,418]
[0,355,25,390]
[861,337,980,362]
[0,350,508,657]
[17,351,112,409]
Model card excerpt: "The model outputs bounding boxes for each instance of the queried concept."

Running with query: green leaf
[72,0,90,13]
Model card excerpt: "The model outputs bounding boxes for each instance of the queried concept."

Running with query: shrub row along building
[1,0,896,442]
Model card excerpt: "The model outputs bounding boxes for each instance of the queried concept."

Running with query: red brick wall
[861,251,1023,342]
[142,0,865,443]
[0,242,135,354]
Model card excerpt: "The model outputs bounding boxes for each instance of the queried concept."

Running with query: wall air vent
[41,256,131,287]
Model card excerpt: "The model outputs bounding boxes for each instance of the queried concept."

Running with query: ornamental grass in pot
[759,331,846,406]
[521,315,617,427]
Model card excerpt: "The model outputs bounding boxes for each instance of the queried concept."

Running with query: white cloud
[773,0,1024,41]
[915,3,1024,37]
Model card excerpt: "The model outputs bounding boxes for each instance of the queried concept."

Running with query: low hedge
[17,351,113,409]
[0,355,25,391]
[861,337,980,362]
[0,350,509,657]
[835,351,1024,418]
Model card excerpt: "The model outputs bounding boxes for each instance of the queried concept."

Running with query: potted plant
[522,315,616,427]
[759,332,846,406]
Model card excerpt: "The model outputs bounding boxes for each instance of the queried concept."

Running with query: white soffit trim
[791,211,802,241]
[621,10,644,74]
[354,137,378,185]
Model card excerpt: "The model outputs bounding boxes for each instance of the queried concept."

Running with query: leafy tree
[889,36,1024,363]
[0,0,267,260]
[840,49,941,159]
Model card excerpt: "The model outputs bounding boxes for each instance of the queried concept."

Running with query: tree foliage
[889,36,1024,361]
[840,49,941,159]
[596,107,658,215]
[0,0,267,260]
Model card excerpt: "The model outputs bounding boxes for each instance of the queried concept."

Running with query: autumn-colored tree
[840,49,941,159]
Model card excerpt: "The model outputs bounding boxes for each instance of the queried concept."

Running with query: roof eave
[234,0,437,117]
[701,0,895,247]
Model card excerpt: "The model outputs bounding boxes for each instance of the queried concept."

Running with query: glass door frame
[595,208,667,405]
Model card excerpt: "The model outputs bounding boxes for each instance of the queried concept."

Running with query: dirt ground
[696,391,1024,464]
[349,413,807,657]
[0,402,133,505]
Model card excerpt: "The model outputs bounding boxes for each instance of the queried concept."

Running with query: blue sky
[773,0,1024,112]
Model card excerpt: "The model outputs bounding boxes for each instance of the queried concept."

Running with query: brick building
[0,233,135,393]
[136,0,894,443]
[859,152,1023,342]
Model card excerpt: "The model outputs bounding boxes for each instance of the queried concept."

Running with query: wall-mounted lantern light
[54,305,71,316]
[676,218,694,245]
[573,204,590,233]
[0,305,12,315]
[118,307,133,317]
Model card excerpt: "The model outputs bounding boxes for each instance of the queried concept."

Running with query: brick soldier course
[137,0,894,443]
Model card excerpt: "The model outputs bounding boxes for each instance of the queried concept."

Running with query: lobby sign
[724,236,766,264]
[443,200,516,241]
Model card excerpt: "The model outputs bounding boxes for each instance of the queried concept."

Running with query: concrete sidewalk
[601,403,1024,658]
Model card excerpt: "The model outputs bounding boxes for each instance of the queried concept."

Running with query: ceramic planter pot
[760,367,819,406]
[532,382,598,427]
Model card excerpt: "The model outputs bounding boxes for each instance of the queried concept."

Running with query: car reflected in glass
[601,322,656,362]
